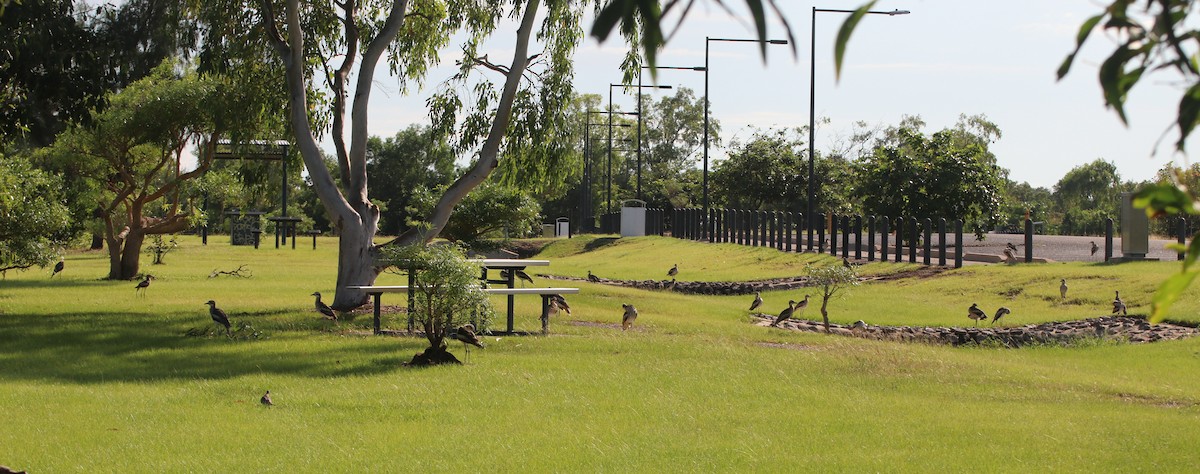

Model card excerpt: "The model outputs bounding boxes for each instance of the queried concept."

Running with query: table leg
[540,295,551,335]
[372,292,381,335]
[507,270,516,333]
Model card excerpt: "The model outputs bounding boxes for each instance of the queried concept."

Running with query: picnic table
[349,259,579,335]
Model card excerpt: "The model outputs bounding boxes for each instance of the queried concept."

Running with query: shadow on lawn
[0,310,424,383]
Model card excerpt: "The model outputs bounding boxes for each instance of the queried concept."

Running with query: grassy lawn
[2,235,1199,471]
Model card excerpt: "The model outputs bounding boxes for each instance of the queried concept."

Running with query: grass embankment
[1,235,1198,471]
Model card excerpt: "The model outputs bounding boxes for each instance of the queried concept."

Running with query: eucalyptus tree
[196,0,628,309]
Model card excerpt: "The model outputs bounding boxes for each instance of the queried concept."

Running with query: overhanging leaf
[1149,267,1199,323]
[833,0,877,82]
[1057,14,1104,80]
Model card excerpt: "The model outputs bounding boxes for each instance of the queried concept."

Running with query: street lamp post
[639,65,705,203]
[609,83,670,215]
[585,110,631,232]
[705,37,788,242]
[807,7,909,251]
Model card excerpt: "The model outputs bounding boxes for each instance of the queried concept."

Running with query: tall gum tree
[207,0,628,309]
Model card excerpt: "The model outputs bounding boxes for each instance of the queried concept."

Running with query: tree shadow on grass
[582,237,620,253]
[0,310,426,384]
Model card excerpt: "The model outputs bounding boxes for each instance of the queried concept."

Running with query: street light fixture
[807,7,909,251]
[609,83,671,214]
[705,37,788,242]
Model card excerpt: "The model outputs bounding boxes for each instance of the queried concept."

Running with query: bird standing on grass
[1113,291,1127,316]
[51,259,64,278]
[450,323,485,362]
[749,292,763,312]
[794,295,810,315]
[770,300,797,327]
[1091,241,1100,258]
[311,292,337,321]
[992,307,1011,325]
[843,257,851,268]
[667,264,679,278]
[587,270,600,283]
[134,275,152,296]
[260,391,273,406]
[1060,279,1068,301]
[205,300,232,336]
[1002,248,1017,264]
[621,303,638,331]
[968,303,987,325]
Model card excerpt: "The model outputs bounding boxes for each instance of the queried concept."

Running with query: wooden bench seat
[348,285,579,335]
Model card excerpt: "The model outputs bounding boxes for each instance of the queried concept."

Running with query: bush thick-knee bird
[205,300,231,335]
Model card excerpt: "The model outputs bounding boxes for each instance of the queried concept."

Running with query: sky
[351,0,1197,190]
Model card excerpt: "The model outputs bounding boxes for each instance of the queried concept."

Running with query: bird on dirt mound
[1112,291,1127,316]
[967,303,987,325]
[1059,279,1068,301]
[749,292,763,312]
[621,303,638,331]
[51,259,64,278]
[451,323,485,362]
[770,300,797,327]
[134,275,153,296]
[1091,241,1100,258]
[667,263,679,278]
[851,320,868,331]
[205,300,232,336]
[260,390,274,407]
[311,292,337,321]
[587,270,600,283]
[992,307,1010,325]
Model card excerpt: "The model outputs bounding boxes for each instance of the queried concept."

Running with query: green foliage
[0,154,71,272]
[854,116,1004,238]
[806,263,859,329]
[145,235,178,265]
[441,182,541,243]
[365,126,455,235]
[381,243,493,349]
[711,128,805,211]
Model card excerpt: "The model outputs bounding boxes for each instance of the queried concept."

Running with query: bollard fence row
[588,208,1197,266]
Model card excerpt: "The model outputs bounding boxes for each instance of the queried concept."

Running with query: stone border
[756,315,1199,347]
[537,266,950,296]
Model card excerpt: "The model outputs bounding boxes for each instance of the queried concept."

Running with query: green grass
[2,235,1200,471]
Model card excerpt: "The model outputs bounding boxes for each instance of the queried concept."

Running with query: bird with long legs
[1090,241,1100,258]
[770,300,797,327]
[134,275,152,296]
[793,294,810,316]
[621,303,638,331]
[967,303,987,326]
[1059,279,1068,301]
[205,300,232,336]
[449,323,485,362]
[51,259,64,278]
[667,263,679,278]
[749,292,763,312]
[260,391,273,407]
[587,270,600,283]
[1112,290,1127,315]
[311,292,337,322]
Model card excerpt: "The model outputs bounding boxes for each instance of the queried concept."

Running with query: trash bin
[1120,192,1149,259]
[555,217,570,238]
[620,199,646,237]
[541,224,555,238]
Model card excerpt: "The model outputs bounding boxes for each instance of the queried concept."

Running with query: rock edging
[757,315,1199,347]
